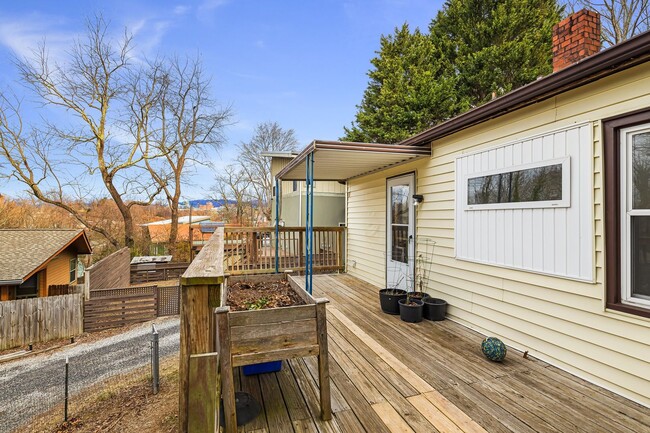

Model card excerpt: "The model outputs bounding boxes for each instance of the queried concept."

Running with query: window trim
[69,257,77,283]
[464,157,571,210]
[604,108,650,319]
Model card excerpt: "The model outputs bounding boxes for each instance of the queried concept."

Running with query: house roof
[261,151,299,158]
[276,140,431,181]
[400,28,650,147]
[0,229,92,285]
[140,216,211,227]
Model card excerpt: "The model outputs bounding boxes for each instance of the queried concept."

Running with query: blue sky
[0,0,443,198]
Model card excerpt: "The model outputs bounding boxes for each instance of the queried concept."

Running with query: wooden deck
[232,274,650,433]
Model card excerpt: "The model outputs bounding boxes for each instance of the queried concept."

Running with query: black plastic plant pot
[407,291,430,301]
[379,288,407,314]
[423,298,447,321]
[398,298,424,323]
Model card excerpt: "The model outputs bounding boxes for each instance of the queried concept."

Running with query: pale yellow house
[278,11,650,407]
[264,151,345,227]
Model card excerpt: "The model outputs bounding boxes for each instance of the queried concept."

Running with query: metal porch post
[305,152,314,294]
[275,177,280,273]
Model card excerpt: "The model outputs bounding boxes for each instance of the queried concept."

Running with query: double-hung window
[604,110,650,317]
[620,124,650,308]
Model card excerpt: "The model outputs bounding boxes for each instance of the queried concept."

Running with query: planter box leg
[217,307,237,433]
[315,299,331,420]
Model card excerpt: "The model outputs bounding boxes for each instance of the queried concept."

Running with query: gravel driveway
[0,317,180,433]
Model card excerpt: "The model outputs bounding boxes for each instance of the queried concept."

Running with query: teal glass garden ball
[481,337,507,362]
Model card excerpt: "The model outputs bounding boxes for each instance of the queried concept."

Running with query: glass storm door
[387,174,415,291]
[621,124,650,307]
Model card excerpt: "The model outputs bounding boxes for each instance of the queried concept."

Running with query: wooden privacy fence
[0,294,83,350]
[84,292,157,332]
[85,285,181,332]
[224,226,344,275]
[130,262,189,284]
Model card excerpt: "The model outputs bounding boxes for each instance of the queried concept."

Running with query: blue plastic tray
[242,360,282,376]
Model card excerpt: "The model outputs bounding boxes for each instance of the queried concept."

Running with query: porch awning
[275,140,431,181]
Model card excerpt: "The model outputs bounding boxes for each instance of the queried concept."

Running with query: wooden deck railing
[130,262,189,284]
[224,226,345,275]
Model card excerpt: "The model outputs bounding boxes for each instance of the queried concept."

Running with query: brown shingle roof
[0,229,92,284]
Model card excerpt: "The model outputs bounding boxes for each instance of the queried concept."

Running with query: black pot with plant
[399,296,424,323]
[379,288,407,314]
[423,298,447,321]
[407,291,430,302]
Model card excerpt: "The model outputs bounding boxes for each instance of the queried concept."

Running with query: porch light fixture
[413,194,424,206]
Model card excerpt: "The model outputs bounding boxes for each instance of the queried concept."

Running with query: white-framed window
[620,123,650,308]
[465,157,571,210]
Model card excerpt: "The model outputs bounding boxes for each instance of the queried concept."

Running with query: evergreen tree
[344,1,563,143]
[430,0,563,107]
[342,24,458,144]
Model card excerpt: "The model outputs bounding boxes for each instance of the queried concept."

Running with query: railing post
[338,229,344,272]
[179,227,225,433]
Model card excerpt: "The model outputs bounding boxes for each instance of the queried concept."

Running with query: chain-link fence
[0,318,179,433]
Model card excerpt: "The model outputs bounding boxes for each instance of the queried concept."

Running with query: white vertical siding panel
[579,125,594,280]
[455,124,593,281]
[554,131,568,276]
[504,146,514,265]
[463,156,471,258]
[455,158,463,258]
[489,210,497,264]
[532,210,544,270]
[542,134,556,273]
[496,147,505,264]
[522,209,534,270]
[566,127,581,278]
[522,139,533,163]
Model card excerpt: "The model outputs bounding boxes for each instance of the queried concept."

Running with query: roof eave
[400,30,650,147]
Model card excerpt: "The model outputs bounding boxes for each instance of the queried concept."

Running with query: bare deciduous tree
[0,16,166,248]
[566,1,650,46]
[238,121,298,221]
[212,164,252,224]
[140,56,232,255]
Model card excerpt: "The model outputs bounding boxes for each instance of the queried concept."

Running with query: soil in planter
[227,280,306,311]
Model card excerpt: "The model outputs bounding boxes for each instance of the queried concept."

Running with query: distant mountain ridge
[181,199,238,209]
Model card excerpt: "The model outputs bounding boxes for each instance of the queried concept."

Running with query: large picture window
[604,109,650,318]
[466,158,570,210]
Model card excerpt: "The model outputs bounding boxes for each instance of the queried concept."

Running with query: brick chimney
[552,9,601,72]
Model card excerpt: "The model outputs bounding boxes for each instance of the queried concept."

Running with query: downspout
[298,181,302,226]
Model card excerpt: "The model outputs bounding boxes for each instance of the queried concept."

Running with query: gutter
[0,279,22,285]
[399,30,650,147]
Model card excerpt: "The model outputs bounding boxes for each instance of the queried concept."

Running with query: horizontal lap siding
[346,62,650,406]
[347,161,426,288]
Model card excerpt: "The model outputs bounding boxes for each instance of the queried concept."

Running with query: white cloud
[173,5,190,15]
[255,39,265,49]
[126,17,173,58]
[198,0,229,13]
[0,14,75,62]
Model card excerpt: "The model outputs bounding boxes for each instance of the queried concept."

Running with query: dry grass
[18,355,180,433]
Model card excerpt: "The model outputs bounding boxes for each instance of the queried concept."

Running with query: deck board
[231,274,650,433]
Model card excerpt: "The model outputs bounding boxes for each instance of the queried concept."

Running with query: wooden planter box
[216,274,331,433]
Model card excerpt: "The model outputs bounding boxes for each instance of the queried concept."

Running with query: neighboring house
[141,215,211,255]
[278,11,650,407]
[264,151,345,227]
[0,229,92,300]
